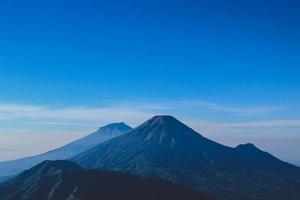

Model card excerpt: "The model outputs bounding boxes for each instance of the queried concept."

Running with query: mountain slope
[0,122,132,177]
[0,160,215,200]
[72,115,300,200]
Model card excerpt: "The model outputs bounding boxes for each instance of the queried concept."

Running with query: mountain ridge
[0,160,215,200]
[72,115,300,200]
[0,122,132,178]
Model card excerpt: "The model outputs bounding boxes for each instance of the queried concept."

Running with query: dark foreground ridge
[0,160,215,200]
[72,115,300,200]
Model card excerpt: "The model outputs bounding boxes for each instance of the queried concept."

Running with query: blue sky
[0,0,300,164]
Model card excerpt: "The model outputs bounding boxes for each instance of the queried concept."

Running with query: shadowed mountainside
[72,115,300,200]
[0,160,215,200]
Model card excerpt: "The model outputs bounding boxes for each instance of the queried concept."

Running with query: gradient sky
[0,0,300,165]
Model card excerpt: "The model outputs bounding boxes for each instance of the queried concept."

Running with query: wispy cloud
[224,119,300,128]
[0,100,287,126]
[0,103,158,125]
[0,104,44,113]
[171,100,284,115]
[187,119,300,135]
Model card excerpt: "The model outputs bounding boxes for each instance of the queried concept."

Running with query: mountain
[0,160,215,200]
[0,122,132,178]
[0,176,11,184]
[72,115,300,200]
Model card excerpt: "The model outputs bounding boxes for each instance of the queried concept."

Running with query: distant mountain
[0,160,215,200]
[0,122,132,178]
[293,161,300,167]
[72,115,300,200]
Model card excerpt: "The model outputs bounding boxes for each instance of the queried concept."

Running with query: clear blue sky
[0,0,300,164]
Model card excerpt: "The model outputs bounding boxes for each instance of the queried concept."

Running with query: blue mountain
[0,160,215,200]
[0,122,132,178]
[72,115,300,200]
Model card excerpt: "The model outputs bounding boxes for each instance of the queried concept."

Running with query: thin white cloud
[172,100,284,115]
[0,100,289,129]
[0,104,44,112]
[0,101,292,133]
[187,119,300,135]
[224,119,300,128]
[0,99,283,123]
[0,103,158,125]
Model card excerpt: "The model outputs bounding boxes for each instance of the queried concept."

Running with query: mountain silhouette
[72,115,300,200]
[0,122,132,178]
[0,160,215,200]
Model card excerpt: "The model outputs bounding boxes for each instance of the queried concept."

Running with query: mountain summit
[73,115,300,200]
[127,115,197,145]
[96,122,132,135]
[141,115,187,128]
[0,122,132,178]
[133,115,202,138]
